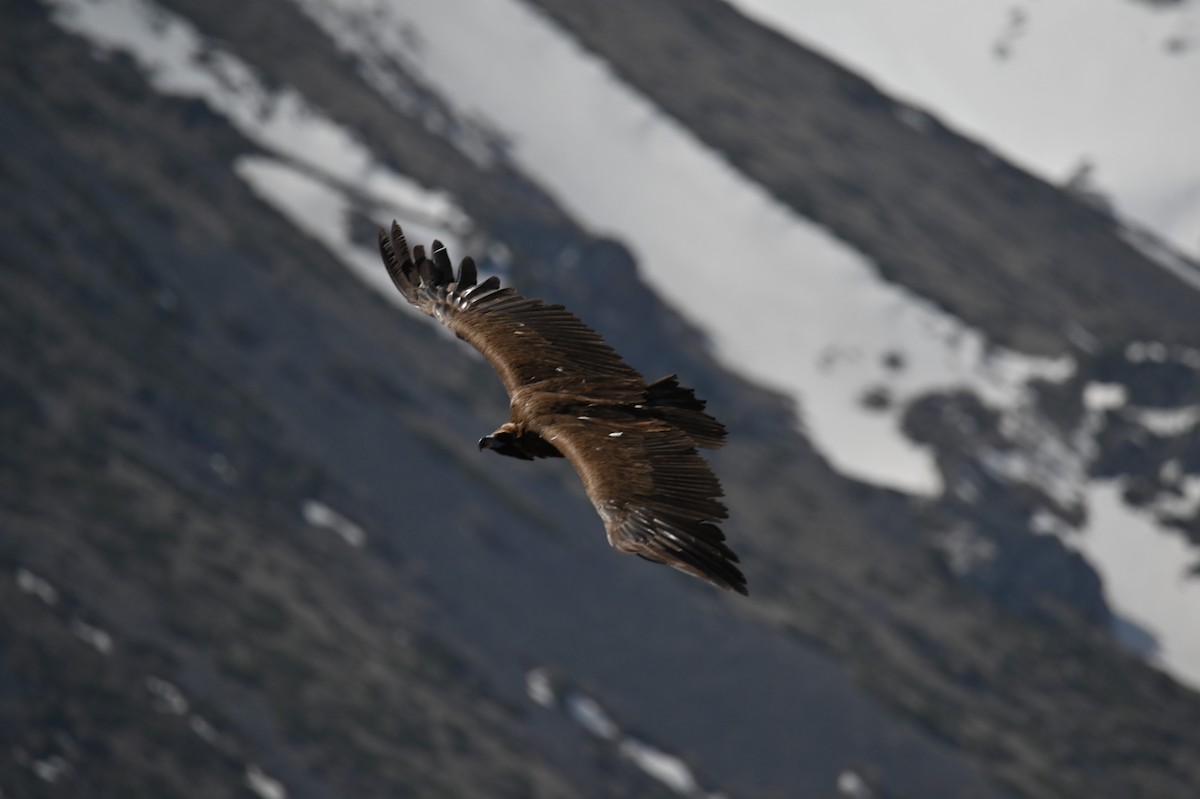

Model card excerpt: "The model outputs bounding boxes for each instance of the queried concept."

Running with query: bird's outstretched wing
[378,222,642,398]
[534,412,746,594]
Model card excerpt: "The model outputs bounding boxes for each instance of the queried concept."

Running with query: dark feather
[457,256,477,289]
[431,240,455,284]
[461,275,501,301]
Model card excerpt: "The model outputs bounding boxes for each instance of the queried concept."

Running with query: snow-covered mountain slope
[46,0,1200,693]
[727,0,1200,260]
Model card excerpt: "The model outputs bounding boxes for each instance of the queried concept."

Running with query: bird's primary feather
[378,222,746,595]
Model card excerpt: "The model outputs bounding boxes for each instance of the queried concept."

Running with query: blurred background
[4,0,1200,796]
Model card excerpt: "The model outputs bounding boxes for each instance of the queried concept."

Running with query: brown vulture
[378,222,747,595]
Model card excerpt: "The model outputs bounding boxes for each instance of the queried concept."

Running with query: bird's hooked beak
[478,435,495,452]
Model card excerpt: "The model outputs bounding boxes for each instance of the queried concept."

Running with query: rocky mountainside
[3,0,1199,798]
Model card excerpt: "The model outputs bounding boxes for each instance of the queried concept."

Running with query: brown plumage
[378,222,746,595]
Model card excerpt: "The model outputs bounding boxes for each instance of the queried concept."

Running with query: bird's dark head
[478,428,535,460]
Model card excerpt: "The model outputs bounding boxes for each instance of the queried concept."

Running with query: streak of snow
[16,568,58,606]
[1030,509,1071,537]
[284,0,502,168]
[301,498,367,548]
[292,0,1073,497]
[1161,459,1183,485]
[726,0,1200,261]
[234,157,457,312]
[564,692,618,741]
[146,676,189,715]
[837,769,874,799]
[525,668,556,708]
[71,620,114,655]
[1130,405,1200,437]
[618,737,698,796]
[190,715,219,744]
[246,765,288,799]
[1082,381,1127,412]
[45,0,467,296]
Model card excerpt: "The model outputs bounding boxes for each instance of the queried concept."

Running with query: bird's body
[379,222,746,594]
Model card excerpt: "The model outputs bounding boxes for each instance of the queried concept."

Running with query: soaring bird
[378,223,746,595]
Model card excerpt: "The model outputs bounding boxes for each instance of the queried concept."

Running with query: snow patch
[301,499,367,548]
[837,769,875,798]
[618,738,698,796]
[71,620,114,655]
[1030,509,1071,537]
[16,568,58,606]
[564,692,618,741]
[1130,405,1200,437]
[190,715,219,744]
[246,765,287,799]
[146,676,189,715]
[287,0,502,168]
[1082,381,1128,412]
[525,667,556,708]
[1070,481,1200,689]
[233,156,460,312]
